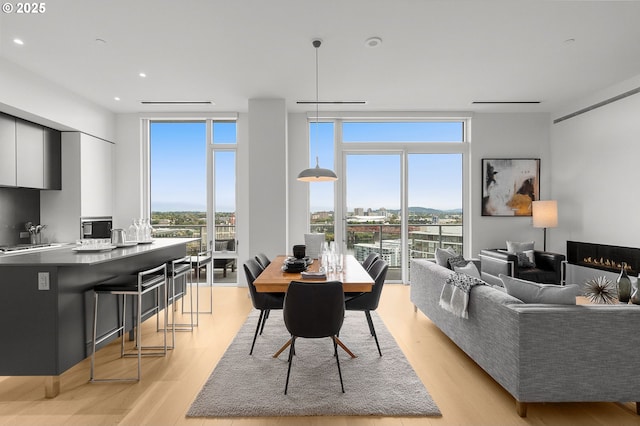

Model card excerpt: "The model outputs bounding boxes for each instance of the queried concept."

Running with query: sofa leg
[636,402,640,415]
[413,304,417,313]
[516,401,527,417]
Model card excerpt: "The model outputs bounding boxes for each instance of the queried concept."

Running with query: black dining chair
[243,258,285,355]
[283,280,345,395]
[345,259,388,356]
[255,253,271,269]
[362,252,380,273]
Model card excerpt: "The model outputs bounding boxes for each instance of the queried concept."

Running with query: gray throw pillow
[516,250,536,268]
[454,262,481,278]
[435,247,457,267]
[499,274,579,304]
[447,254,468,269]
[506,240,534,254]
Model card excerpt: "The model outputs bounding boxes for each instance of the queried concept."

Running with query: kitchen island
[0,238,197,397]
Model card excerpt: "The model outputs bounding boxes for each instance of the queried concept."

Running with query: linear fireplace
[567,241,640,276]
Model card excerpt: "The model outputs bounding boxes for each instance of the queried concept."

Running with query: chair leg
[250,310,265,355]
[332,336,345,393]
[259,309,270,335]
[284,336,296,395]
[365,311,382,356]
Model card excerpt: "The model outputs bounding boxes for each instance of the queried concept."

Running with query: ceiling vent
[472,101,541,105]
[296,100,367,105]
[140,101,214,105]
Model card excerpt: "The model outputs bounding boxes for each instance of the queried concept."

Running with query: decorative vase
[617,262,631,303]
[631,275,640,305]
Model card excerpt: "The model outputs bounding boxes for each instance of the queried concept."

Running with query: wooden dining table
[253,254,375,358]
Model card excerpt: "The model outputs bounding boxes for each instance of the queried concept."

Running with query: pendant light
[297,39,338,182]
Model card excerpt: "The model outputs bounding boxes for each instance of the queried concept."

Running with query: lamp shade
[297,156,338,182]
[532,200,558,228]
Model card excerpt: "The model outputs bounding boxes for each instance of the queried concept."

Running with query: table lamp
[532,200,558,251]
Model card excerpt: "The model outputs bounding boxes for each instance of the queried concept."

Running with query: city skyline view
[150,120,463,216]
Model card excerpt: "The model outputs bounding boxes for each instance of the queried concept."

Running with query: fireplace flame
[583,257,632,271]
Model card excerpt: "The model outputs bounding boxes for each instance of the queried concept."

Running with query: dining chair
[344,259,388,356]
[362,252,380,273]
[283,280,345,395]
[255,253,271,269]
[243,258,285,355]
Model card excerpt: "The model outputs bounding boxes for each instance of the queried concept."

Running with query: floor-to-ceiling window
[308,118,467,283]
[148,118,238,285]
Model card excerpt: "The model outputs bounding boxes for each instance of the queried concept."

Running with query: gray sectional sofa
[410,258,640,416]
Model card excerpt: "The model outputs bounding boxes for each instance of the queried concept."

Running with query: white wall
[247,99,289,261]
[460,113,551,256]
[550,75,640,250]
[0,58,115,141]
[113,114,144,229]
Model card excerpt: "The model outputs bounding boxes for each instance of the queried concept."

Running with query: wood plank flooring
[0,284,638,425]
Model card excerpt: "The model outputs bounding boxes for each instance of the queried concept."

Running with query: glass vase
[617,262,632,303]
[631,275,640,305]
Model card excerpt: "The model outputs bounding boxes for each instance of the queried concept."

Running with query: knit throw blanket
[439,272,485,319]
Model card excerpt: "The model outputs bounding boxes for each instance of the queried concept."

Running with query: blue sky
[151,121,462,213]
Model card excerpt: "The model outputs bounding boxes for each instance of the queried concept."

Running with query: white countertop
[0,238,199,266]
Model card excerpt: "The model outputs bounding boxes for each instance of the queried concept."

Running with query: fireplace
[567,241,640,276]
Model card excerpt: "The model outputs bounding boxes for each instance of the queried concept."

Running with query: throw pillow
[435,247,457,267]
[454,262,481,278]
[214,240,228,251]
[499,274,579,304]
[516,250,536,268]
[506,240,534,254]
[447,254,468,269]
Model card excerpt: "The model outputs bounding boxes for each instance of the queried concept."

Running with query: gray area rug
[187,309,441,417]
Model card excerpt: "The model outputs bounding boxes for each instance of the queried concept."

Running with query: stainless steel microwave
[80,217,112,239]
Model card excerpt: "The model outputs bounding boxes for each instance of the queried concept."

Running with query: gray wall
[0,187,40,246]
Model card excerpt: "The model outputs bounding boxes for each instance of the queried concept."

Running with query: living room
[1,1,640,424]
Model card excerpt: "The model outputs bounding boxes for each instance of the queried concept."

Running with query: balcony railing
[152,224,236,256]
[310,223,463,267]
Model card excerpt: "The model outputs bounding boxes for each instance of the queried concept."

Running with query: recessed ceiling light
[114,96,121,101]
[365,37,382,48]
[13,38,24,45]
[139,72,147,78]
[564,38,576,44]
[95,38,107,45]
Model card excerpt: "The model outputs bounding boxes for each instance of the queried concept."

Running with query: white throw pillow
[506,240,534,254]
[454,262,481,279]
[435,247,457,267]
[499,274,579,304]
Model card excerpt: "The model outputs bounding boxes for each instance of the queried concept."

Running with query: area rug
[187,309,441,417]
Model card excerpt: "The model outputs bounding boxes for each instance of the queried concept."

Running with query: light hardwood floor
[1,284,639,425]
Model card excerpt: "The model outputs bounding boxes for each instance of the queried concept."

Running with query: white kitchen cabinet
[40,132,114,242]
[0,113,16,186]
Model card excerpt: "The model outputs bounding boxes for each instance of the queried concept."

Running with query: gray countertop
[0,238,199,266]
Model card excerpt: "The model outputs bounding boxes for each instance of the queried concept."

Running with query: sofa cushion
[500,274,579,304]
[435,247,457,268]
[454,262,481,278]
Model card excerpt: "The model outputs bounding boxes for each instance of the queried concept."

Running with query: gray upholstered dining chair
[255,253,271,269]
[243,258,285,355]
[283,280,345,395]
[362,252,380,273]
[344,259,388,356]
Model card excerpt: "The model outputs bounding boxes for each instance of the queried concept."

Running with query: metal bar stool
[183,249,213,325]
[165,256,194,345]
[90,263,168,382]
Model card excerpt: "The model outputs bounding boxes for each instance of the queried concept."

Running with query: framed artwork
[481,158,540,216]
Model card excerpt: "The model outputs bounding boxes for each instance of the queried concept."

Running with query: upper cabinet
[43,128,61,190]
[1,115,61,190]
[0,113,16,186]
[16,119,45,189]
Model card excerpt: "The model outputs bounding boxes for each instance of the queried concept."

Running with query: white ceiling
[1,0,639,115]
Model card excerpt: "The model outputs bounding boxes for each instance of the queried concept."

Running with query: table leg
[272,337,357,359]
[273,339,292,358]
[335,337,357,359]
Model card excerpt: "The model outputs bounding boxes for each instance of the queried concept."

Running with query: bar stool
[165,256,194,346]
[183,249,213,325]
[90,263,168,382]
